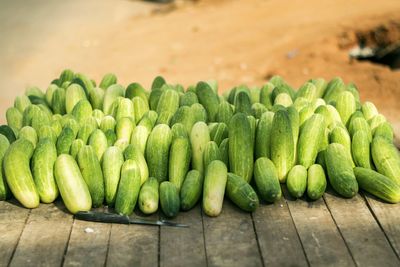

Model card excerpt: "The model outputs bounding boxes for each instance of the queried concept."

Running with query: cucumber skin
[115,160,142,216]
[190,122,210,175]
[203,160,227,217]
[286,165,307,198]
[169,137,191,192]
[371,136,400,185]
[138,177,159,214]
[307,164,327,200]
[77,145,105,207]
[54,154,92,214]
[354,167,400,204]
[254,157,282,203]
[0,136,10,200]
[102,146,124,206]
[226,173,259,212]
[180,170,203,211]
[325,143,358,198]
[32,139,59,203]
[4,138,39,208]
[160,181,180,218]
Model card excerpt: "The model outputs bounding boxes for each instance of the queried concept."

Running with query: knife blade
[75,211,188,228]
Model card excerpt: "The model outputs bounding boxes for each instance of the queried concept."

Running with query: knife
[75,211,189,228]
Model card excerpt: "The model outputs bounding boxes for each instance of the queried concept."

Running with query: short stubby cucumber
[138,177,159,214]
[115,160,141,215]
[203,160,227,217]
[254,157,282,202]
[286,165,307,198]
[160,181,180,218]
[307,164,327,200]
[226,173,259,212]
[54,154,92,213]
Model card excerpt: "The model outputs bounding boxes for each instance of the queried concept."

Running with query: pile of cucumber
[1,69,399,218]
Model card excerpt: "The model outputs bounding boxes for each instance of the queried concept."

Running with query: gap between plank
[61,217,75,266]
[322,196,357,266]
[7,209,31,267]
[200,205,209,267]
[361,193,400,260]
[103,223,113,267]
[250,213,266,267]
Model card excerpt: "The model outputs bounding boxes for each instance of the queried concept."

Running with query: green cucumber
[99,73,117,89]
[123,145,149,185]
[102,146,124,206]
[130,125,150,155]
[253,157,281,202]
[190,121,210,174]
[0,136,11,200]
[203,160,227,217]
[307,164,327,200]
[160,181,180,218]
[371,136,400,185]
[287,165,307,198]
[88,129,108,161]
[351,130,372,169]
[196,82,219,122]
[169,137,191,192]
[180,170,203,211]
[56,127,75,155]
[138,177,159,214]
[115,160,141,215]
[226,173,259,212]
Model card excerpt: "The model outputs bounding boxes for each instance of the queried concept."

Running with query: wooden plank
[0,200,30,267]
[284,187,355,267]
[9,201,73,267]
[365,192,400,258]
[253,197,308,267]
[160,204,207,267]
[106,211,159,267]
[324,191,399,267]
[63,219,111,267]
[203,200,263,267]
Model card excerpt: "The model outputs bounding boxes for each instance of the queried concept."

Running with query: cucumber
[251,103,267,119]
[336,91,356,126]
[65,84,87,114]
[88,129,108,161]
[114,98,134,122]
[102,84,125,115]
[287,106,300,150]
[70,139,85,159]
[77,145,105,207]
[104,129,117,147]
[180,170,203,211]
[296,82,317,101]
[307,164,327,200]
[169,137,191,191]
[351,130,372,169]
[203,160,227,217]
[354,167,400,204]
[191,103,208,123]
[348,117,371,141]
[116,117,134,142]
[362,101,379,121]
[203,141,221,169]
[77,117,98,144]
[170,106,195,134]
[209,123,228,146]
[89,88,105,110]
[0,125,16,143]
[228,113,253,183]
[146,124,172,182]
[156,89,180,116]
[156,111,174,126]
[329,126,354,167]
[130,125,150,155]
[19,126,38,148]
[14,95,31,113]
[286,165,307,198]
[196,82,219,122]
[71,100,93,124]
[226,173,259,212]
[54,154,92,213]
[325,143,358,198]
[138,177,159,214]
[37,125,57,144]
[373,122,394,141]
[132,97,149,124]
[270,109,295,182]
[0,136,10,200]
[180,91,198,107]
[297,114,325,168]
[115,160,141,215]
[6,107,23,130]
[123,145,149,185]
[126,82,148,103]
[323,77,345,103]
[171,123,189,140]
[216,101,234,125]
[99,73,117,89]
[259,83,273,110]
[190,121,210,174]
[160,181,180,218]
[234,91,252,115]
[31,139,58,203]
[102,146,124,206]
[254,158,281,203]
[56,127,75,155]
[371,136,400,185]
[100,115,117,132]
[274,93,293,107]
[219,138,229,167]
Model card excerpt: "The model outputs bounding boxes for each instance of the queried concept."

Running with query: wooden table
[1,187,399,267]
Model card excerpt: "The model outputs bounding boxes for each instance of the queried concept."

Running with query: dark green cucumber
[168,137,191,191]
[253,157,281,202]
[160,181,180,218]
[307,164,327,200]
[226,173,259,212]
[180,170,203,211]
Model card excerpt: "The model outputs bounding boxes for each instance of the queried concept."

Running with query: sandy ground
[0,0,399,137]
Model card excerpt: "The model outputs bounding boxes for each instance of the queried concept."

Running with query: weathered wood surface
[0,191,400,267]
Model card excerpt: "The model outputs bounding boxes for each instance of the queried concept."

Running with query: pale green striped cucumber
[351,130,372,169]
[114,98,134,121]
[226,173,259,212]
[180,170,203,211]
[348,117,371,141]
[336,91,356,126]
[329,126,354,167]
[307,164,327,200]
[287,165,307,198]
[169,137,191,191]
[323,77,345,103]
[354,167,400,203]
[3,138,39,209]
[70,139,85,159]
[130,125,150,155]
[299,104,314,126]
[56,127,74,155]
[259,83,273,110]
[228,113,253,183]
[373,122,394,141]
[126,82,148,103]
[132,97,149,124]
[99,73,117,89]
[104,129,116,147]
[37,125,57,144]
[156,111,174,126]
[102,146,124,206]
[138,177,159,214]
[180,91,198,107]
[287,106,300,150]
[296,82,317,101]
[196,82,219,122]
[274,93,293,107]
[156,89,180,116]
[219,138,229,167]
[234,91,252,115]
[65,84,87,114]
[203,141,221,168]
[123,144,149,185]
[19,126,38,148]
[369,114,386,132]
[51,87,66,114]
[203,160,227,217]
[88,129,108,161]
[362,101,378,121]
[270,109,295,182]
[255,112,274,159]
[160,181,180,218]
[100,115,116,132]
[251,103,267,119]
[146,124,172,182]
[171,123,189,140]
[115,160,141,215]
[325,143,358,198]
[171,106,195,134]
[54,154,91,213]
[102,84,125,114]
[372,136,400,185]
[89,87,105,110]
[0,136,10,200]
[190,121,210,174]
[297,114,325,168]
[191,103,208,123]
[77,117,98,144]
[216,101,233,125]
[32,139,58,203]
[77,145,105,207]
[71,100,93,124]
[116,117,134,143]
[6,107,23,130]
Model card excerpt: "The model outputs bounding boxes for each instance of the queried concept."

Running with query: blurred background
[0,0,399,136]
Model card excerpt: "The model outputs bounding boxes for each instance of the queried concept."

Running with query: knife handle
[75,211,130,224]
